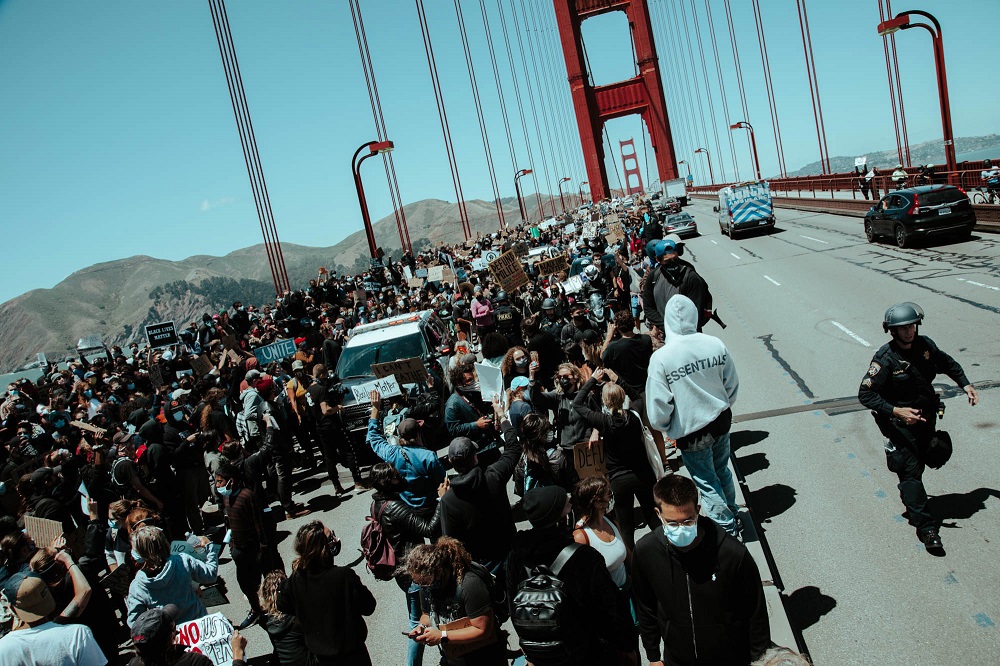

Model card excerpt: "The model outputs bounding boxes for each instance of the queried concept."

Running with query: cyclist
[980,159,1000,201]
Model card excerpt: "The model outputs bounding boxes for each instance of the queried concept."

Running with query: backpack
[110,457,134,499]
[511,543,587,664]
[464,562,510,626]
[360,501,397,581]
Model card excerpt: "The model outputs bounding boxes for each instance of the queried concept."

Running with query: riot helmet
[882,302,924,332]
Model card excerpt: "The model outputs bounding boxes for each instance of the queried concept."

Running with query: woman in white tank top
[571,476,630,589]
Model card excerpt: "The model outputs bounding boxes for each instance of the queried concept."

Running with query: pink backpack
[360,501,398,581]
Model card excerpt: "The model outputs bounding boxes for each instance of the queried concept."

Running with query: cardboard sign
[471,258,488,271]
[403,266,413,280]
[70,420,108,437]
[536,254,569,276]
[513,241,529,257]
[854,155,868,167]
[354,289,367,303]
[349,376,403,403]
[561,275,585,294]
[408,277,425,289]
[488,250,529,291]
[221,333,239,351]
[171,539,213,562]
[24,515,63,549]
[149,364,165,387]
[426,265,445,282]
[371,357,428,385]
[145,321,179,349]
[563,223,577,235]
[474,362,504,404]
[99,563,134,598]
[226,349,243,365]
[176,612,235,666]
[605,221,625,243]
[415,268,428,278]
[253,338,296,366]
[190,355,214,378]
[590,211,601,222]
[480,249,501,263]
[582,221,599,238]
[573,439,607,479]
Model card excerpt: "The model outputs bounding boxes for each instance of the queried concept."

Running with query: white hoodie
[645,295,739,440]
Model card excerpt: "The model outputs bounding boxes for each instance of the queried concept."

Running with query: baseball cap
[131,604,180,645]
[245,369,262,382]
[653,239,678,258]
[396,418,421,441]
[664,233,684,246]
[522,486,569,528]
[11,575,56,623]
[510,376,530,391]
[291,360,305,371]
[447,437,477,463]
[170,388,191,401]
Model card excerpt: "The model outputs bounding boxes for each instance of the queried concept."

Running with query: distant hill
[0,194,560,372]
[785,134,1000,177]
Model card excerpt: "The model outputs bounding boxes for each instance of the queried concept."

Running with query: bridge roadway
[207,199,1000,664]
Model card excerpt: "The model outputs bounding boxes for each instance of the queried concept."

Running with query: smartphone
[530,351,539,363]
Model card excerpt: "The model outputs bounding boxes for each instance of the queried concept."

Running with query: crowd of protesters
[0,195,809,665]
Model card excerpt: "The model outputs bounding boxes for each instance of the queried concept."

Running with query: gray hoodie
[644,295,738,441]
[126,549,220,627]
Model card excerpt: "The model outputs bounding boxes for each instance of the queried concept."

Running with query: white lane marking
[763,275,781,286]
[800,235,829,244]
[730,252,741,259]
[957,277,1000,291]
[710,239,718,245]
[831,321,871,347]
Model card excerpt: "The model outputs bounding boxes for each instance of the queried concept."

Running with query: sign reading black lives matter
[488,249,529,291]
[145,321,179,349]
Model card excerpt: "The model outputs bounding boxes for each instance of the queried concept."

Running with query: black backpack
[511,543,587,665]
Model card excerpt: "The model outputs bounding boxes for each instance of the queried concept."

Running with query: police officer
[858,302,979,552]
[641,235,713,338]
[539,297,564,340]
[493,290,522,347]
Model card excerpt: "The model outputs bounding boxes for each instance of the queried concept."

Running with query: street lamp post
[877,10,957,180]
[694,148,714,185]
[557,177,571,213]
[514,168,533,224]
[730,121,761,181]
[579,180,589,205]
[678,160,692,184]
[353,140,395,258]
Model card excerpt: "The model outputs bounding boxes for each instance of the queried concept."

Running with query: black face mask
[558,378,574,391]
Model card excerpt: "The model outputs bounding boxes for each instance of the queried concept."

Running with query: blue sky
[1,0,996,303]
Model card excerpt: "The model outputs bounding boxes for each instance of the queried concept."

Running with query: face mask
[53,419,66,429]
[131,549,144,563]
[83,390,93,399]
[663,521,698,548]
[108,519,119,529]
[172,411,185,422]
[127,383,135,390]
[515,359,528,369]
[217,482,233,497]
[559,378,574,391]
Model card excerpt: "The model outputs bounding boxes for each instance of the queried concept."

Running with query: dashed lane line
[764,275,781,286]
[800,235,829,244]
[710,239,718,244]
[831,321,871,347]
[957,277,1000,291]
[731,252,741,259]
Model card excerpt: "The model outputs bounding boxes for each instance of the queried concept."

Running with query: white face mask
[662,521,698,548]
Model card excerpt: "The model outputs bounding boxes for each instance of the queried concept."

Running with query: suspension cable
[878,0,904,166]
[663,1,704,184]
[208,0,290,293]
[704,0,740,181]
[689,0,726,182]
[651,0,693,182]
[478,0,520,191]
[676,1,711,169]
[723,0,754,169]
[751,0,787,177]
[349,0,411,254]
[453,0,506,229]
[521,0,563,213]
[795,0,830,173]
[886,0,911,166]
[414,0,471,239]
[799,0,829,173]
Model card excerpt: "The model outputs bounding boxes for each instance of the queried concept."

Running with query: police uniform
[858,335,970,536]
[494,303,522,346]
[540,315,564,340]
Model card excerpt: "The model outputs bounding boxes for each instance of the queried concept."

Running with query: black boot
[918,527,943,553]
[235,609,261,630]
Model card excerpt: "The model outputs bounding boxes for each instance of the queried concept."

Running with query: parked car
[662,212,698,238]
[864,185,975,248]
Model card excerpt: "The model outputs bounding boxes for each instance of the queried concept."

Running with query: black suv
[864,185,975,248]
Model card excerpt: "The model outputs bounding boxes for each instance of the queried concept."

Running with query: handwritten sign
[24,515,63,549]
[582,221,599,238]
[145,321,178,349]
[563,223,577,235]
[573,439,607,479]
[150,364,164,387]
[426,266,445,282]
[171,539,213,562]
[605,221,624,243]
[253,338,296,366]
[561,275,585,295]
[372,357,428,385]
[471,258,488,271]
[488,250,529,291]
[408,277,425,289]
[99,563,135,598]
[474,362,504,404]
[535,254,569,276]
[190,355,214,378]
[176,612,235,666]
[349,376,403,403]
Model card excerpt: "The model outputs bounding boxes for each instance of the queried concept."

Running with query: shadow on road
[736,451,770,476]
[731,429,769,452]
[928,487,1000,522]
[783,585,837,632]
[750,484,798,522]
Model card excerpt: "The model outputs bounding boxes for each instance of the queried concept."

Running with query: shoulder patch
[868,361,882,377]
[924,350,931,360]
[861,377,873,388]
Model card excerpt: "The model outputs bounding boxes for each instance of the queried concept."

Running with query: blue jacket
[366,419,445,510]
[126,550,219,627]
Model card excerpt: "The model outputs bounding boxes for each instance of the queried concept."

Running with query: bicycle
[971,187,1000,205]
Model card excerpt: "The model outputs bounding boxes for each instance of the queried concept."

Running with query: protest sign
[253,339,296,366]
[363,281,381,292]
[176,612,235,666]
[226,349,243,365]
[582,221,599,238]
[415,268,428,278]
[190,355,214,378]
[371,357,428,385]
[426,265,444,282]
[471,258,488,271]
[37,352,47,366]
[590,211,601,222]
[573,439,607,479]
[854,155,868,167]
[24,516,63,549]
[221,334,239,351]
[149,364,164,387]
[480,249,501,263]
[349,376,403,403]
[403,266,413,280]
[474,362,504,404]
[70,420,107,438]
[488,250,529,291]
[605,220,624,243]
[145,321,178,349]
[561,275,585,294]
[513,241,529,257]
[170,539,214,562]
[408,277,425,289]
[563,223,577,235]
[535,254,569,276]
[99,564,134,598]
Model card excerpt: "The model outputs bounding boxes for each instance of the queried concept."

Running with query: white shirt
[0,621,107,666]
[583,518,628,587]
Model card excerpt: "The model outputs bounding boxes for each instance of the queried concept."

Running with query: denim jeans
[679,432,739,535]
[396,577,425,666]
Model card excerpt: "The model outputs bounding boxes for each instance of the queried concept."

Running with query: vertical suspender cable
[798,0,830,173]
[795,0,826,173]
[886,0,911,166]
[664,1,705,184]
[453,0,506,229]
[510,0,555,218]
[723,0,754,170]
[878,0,904,166]
[208,0,290,294]
[349,0,411,254]
[751,0,787,177]
[651,1,693,183]
[529,0,577,190]
[689,0,727,182]
[497,0,544,218]
[479,0,521,194]
[704,0,740,181]
[521,0,564,212]
[414,0,471,239]
[676,1,711,169]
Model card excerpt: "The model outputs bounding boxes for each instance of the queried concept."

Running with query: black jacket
[858,335,969,417]
[642,260,712,330]
[631,517,769,665]
[440,419,521,567]
[573,377,653,482]
[373,493,442,577]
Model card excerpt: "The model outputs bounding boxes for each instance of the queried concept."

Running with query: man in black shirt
[305,364,355,494]
[600,310,653,390]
